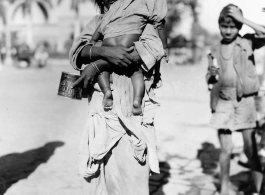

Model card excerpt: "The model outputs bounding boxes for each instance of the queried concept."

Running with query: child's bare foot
[103,89,113,111]
[132,100,142,115]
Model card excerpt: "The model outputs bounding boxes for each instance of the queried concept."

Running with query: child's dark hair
[218,4,243,30]
[94,0,107,14]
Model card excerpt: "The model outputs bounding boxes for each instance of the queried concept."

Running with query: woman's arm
[73,46,142,89]
[79,45,135,68]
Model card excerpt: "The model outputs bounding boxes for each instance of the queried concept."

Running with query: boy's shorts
[210,88,257,131]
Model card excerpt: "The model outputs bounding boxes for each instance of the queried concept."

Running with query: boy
[207,4,265,195]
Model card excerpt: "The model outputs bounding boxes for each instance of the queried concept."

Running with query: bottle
[212,58,219,81]
[208,58,219,90]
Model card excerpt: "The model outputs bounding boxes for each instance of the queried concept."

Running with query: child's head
[94,0,116,14]
[218,4,243,42]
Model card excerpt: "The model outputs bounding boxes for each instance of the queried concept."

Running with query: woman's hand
[72,64,98,89]
[100,46,137,67]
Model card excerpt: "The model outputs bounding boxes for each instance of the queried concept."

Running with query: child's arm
[90,25,102,45]
[157,23,167,49]
[228,6,265,35]
[157,23,169,62]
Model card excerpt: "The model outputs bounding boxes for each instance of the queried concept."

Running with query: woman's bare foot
[132,100,142,115]
[103,89,113,111]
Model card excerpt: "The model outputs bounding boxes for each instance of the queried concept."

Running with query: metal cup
[57,71,82,100]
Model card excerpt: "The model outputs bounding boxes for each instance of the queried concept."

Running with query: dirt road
[0,59,250,195]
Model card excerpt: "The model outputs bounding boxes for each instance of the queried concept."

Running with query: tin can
[57,72,82,100]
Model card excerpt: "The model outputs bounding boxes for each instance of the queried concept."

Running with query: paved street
[0,58,255,195]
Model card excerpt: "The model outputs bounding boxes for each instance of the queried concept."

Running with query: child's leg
[242,129,263,194]
[218,129,233,195]
[97,71,113,110]
[131,68,145,115]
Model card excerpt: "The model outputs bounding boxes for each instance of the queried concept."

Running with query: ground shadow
[197,142,220,175]
[149,161,171,195]
[0,141,64,194]
[196,142,265,195]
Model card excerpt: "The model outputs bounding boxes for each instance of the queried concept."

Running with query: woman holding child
[69,0,168,194]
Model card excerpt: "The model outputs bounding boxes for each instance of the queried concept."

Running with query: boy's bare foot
[103,89,113,111]
[132,100,142,115]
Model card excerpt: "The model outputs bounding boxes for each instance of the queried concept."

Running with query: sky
[199,0,265,35]
[2,0,265,37]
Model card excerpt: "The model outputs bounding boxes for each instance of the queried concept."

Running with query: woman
[69,1,166,194]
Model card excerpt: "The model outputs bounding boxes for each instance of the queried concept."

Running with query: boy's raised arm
[227,6,265,35]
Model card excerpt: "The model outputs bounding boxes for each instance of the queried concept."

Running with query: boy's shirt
[207,34,265,111]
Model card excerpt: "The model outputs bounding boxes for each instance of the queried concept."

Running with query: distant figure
[206,4,265,195]
[0,46,6,62]
[0,53,2,70]
[34,42,49,68]
[16,43,31,68]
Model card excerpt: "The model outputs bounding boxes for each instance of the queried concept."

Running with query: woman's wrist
[94,59,109,71]
[90,46,102,60]
[90,61,102,75]
[80,45,101,61]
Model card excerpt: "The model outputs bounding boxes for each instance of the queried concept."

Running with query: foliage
[57,0,91,14]
[12,0,52,20]
[165,0,199,38]
[0,2,5,24]
[0,0,15,24]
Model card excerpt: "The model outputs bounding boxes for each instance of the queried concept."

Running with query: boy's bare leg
[131,68,145,115]
[242,129,263,194]
[218,129,233,195]
[97,71,113,110]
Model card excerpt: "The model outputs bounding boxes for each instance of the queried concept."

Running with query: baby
[88,0,168,115]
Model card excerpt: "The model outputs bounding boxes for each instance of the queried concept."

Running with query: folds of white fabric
[78,81,160,179]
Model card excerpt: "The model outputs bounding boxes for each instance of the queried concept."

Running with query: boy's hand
[227,6,244,23]
[164,48,169,63]
[209,66,219,76]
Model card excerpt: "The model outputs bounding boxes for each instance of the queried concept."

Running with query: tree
[0,0,16,65]
[0,1,6,24]
[166,0,204,63]
[165,0,183,38]
[185,0,201,63]
[57,0,92,38]
[12,0,52,49]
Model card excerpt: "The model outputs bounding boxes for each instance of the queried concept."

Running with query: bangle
[89,45,93,61]
[91,62,102,74]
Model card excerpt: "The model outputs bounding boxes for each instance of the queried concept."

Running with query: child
[207,4,265,195]
[88,0,168,115]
